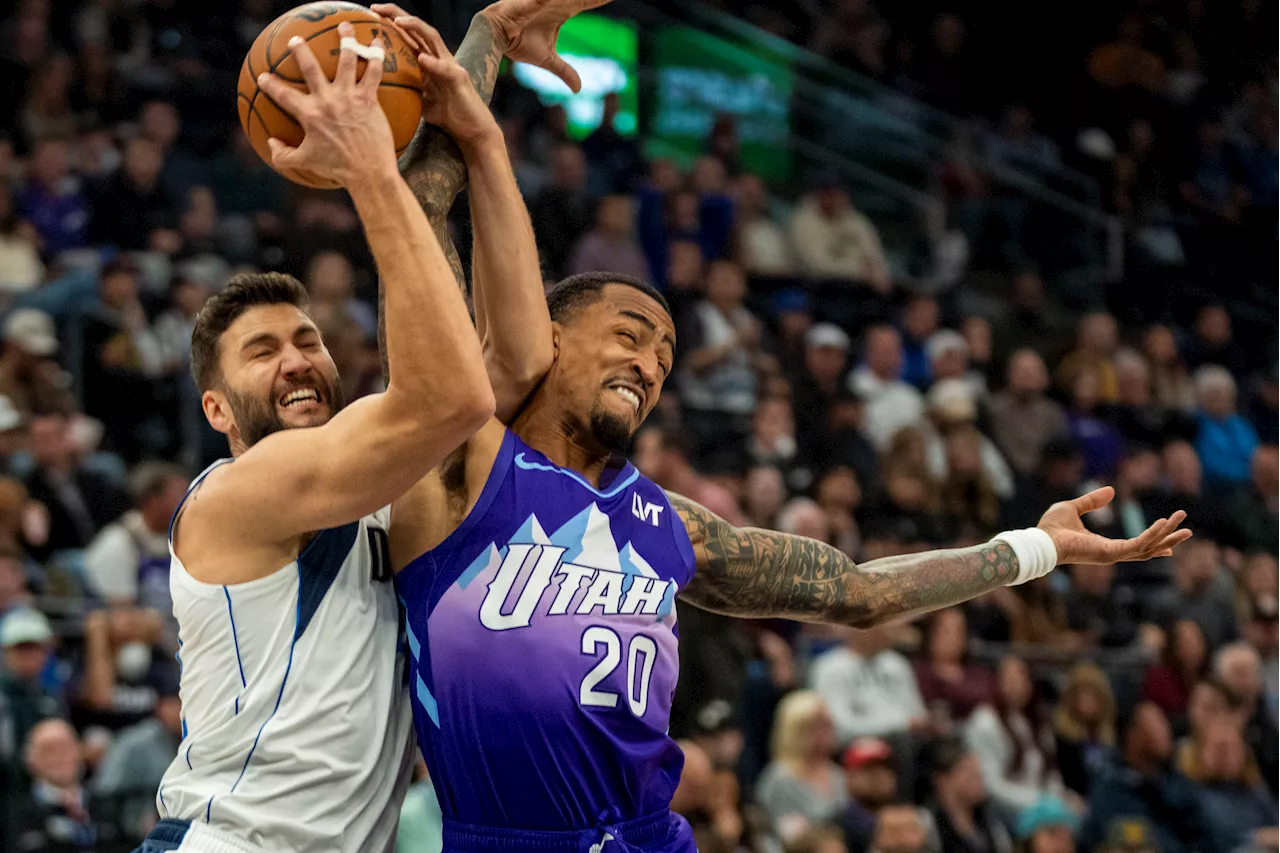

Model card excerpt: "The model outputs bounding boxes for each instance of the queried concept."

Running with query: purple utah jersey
[395,429,696,835]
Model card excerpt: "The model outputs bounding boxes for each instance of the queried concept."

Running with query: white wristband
[991,528,1058,586]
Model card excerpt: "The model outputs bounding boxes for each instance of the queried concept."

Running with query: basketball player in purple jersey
[377,10,1195,853]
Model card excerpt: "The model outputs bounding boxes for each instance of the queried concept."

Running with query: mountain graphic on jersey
[455,503,677,630]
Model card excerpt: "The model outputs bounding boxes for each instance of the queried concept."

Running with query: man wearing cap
[0,608,61,797]
[1015,796,1079,853]
[922,378,1015,499]
[927,330,985,403]
[771,289,813,379]
[0,308,74,417]
[840,737,903,852]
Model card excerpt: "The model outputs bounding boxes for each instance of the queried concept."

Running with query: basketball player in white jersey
[134,25,498,853]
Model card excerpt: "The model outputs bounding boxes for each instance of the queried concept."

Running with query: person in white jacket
[964,656,1073,817]
[810,623,928,745]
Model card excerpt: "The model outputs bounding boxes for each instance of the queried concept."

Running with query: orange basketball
[237,1,425,189]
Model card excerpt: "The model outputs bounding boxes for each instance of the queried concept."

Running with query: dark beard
[589,403,634,454]
[225,374,346,448]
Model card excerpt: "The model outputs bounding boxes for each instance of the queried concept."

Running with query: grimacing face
[204,303,345,449]
[550,285,675,454]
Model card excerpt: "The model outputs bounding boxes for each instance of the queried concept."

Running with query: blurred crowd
[0,1,1275,853]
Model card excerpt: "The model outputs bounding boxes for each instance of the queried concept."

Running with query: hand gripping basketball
[256,21,398,188]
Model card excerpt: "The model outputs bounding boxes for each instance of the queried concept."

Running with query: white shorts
[133,820,267,853]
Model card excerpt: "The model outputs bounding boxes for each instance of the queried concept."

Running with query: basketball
[237,1,425,189]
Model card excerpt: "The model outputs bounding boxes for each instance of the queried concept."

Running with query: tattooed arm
[668,489,1191,628]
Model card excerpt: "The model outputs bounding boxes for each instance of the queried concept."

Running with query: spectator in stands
[17,137,89,256]
[304,250,376,343]
[960,317,997,389]
[18,52,76,151]
[632,428,745,524]
[988,106,1061,173]
[1065,561,1140,649]
[1065,370,1126,480]
[1190,722,1278,853]
[0,308,73,416]
[12,717,129,853]
[811,624,927,745]
[732,174,793,276]
[755,690,847,840]
[850,326,925,451]
[1110,349,1196,449]
[0,182,42,295]
[1144,440,1231,545]
[92,667,181,839]
[1056,312,1119,402]
[1228,445,1280,550]
[677,260,763,458]
[1080,703,1210,853]
[581,93,642,195]
[1147,542,1238,653]
[939,427,1001,536]
[89,137,180,251]
[815,466,862,556]
[988,350,1067,477]
[1142,325,1197,412]
[1014,797,1079,853]
[924,379,1014,500]
[1143,618,1209,725]
[914,13,977,115]
[1193,365,1261,487]
[152,273,208,373]
[1176,679,1246,773]
[789,177,891,293]
[1182,306,1244,379]
[82,462,186,615]
[529,142,592,279]
[746,397,799,480]
[913,608,993,730]
[1214,643,1279,794]
[868,803,934,853]
[1246,369,1278,445]
[0,545,27,614]
[0,608,60,796]
[23,412,128,559]
[568,194,651,282]
[71,606,175,732]
[926,331,984,402]
[1053,663,1117,797]
[80,257,171,457]
[965,656,1065,815]
[900,296,939,390]
[839,737,901,853]
[742,465,785,529]
[794,323,851,443]
[926,737,1013,853]
[769,289,812,380]
[138,100,207,201]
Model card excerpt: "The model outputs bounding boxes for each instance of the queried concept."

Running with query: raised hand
[480,0,612,92]
[1037,486,1192,565]
[256,22,396,187]
[377,13,500,148]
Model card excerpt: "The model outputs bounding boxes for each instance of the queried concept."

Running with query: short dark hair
[546,272,670,324]
[190,272,309,392]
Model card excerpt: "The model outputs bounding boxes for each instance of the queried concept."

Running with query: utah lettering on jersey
[464,503,676,632]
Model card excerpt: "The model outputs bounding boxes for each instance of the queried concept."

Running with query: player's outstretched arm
[670,488,1191,628]
[396,18,552,421]
[187,29,492,560]
[373,0,611,389]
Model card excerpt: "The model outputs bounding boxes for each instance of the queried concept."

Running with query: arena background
[0,0,1275,851]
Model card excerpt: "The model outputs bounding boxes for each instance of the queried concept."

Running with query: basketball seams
[239,8,422,189]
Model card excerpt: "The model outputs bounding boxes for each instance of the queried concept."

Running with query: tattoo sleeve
[668,492,1020,628]
[378,13,504,382]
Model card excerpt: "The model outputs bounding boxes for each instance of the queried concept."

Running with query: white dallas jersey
[156,460,414,853]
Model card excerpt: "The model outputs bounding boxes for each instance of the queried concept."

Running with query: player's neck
[512,407,613,487]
